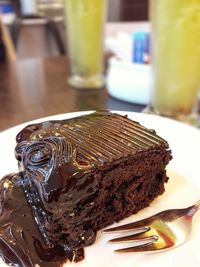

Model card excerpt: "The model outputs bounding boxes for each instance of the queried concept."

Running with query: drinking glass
[148,0,200,123]
[64,0,106,89]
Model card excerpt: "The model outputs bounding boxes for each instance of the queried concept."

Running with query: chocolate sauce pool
[0,174,84,267]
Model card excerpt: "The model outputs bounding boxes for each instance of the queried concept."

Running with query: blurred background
[0,0,148,59]
[0,0,151,131]
[1,0,200,131]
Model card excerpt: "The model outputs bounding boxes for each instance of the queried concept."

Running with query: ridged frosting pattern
[16,111,168,167]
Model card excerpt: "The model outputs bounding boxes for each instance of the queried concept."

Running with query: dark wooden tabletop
[0,56,145,132]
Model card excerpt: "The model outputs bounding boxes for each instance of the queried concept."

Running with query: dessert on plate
[0,111,172,267]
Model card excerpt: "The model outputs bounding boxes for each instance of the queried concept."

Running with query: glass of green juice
[149,0,200,123]
[63,0,106,89]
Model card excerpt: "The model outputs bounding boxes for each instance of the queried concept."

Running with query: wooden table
[0,56,145,131]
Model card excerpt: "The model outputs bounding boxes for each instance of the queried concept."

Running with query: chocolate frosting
[15,110,167,204]
[16,136,92,203]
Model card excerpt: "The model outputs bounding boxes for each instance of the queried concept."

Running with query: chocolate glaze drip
[0,174,84,267]
[0,111,171,266]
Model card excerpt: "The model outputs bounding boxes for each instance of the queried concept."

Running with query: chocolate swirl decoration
[17,136,73,183]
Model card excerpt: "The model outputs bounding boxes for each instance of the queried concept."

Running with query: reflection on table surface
[0,56,145,132]
[0,21,149,132]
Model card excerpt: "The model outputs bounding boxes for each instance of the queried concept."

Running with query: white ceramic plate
[0,111,200,267]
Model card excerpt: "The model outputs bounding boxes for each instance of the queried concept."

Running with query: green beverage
[64,0,106,89]
[150,0,200,119]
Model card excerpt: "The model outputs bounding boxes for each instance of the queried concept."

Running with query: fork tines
[103,220,159,253]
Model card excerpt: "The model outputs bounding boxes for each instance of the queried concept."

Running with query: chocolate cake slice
[14,110,172,260]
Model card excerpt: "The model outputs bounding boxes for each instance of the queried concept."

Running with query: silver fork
[103,200,200,253]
